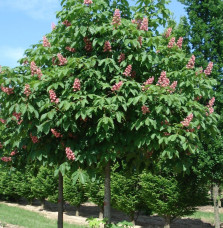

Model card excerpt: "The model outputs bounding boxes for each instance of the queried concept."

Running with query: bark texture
[213,184,220,228]
[104,161,111,224]
[58,172,63,228]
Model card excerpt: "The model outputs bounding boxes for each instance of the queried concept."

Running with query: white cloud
[0,0,60,20]
[0,46,25,67]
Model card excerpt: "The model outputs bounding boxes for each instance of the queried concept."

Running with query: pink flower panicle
[186,55,196,69]
[1,157,12,162]
[24,84,31,97]
[43,36,51,47]
[138,36,142,47]
[181,113,193,127]
[10,150,17,156]
[84,37,92,52]
[0,118,6,124]
[118,53,125,63]
[142,105,150,114]
[1,86,14,95]
[103,41,112,52]
[167,37,176,48]
[204,62,213,76]
[112,9,121,27]
[62,20,71,27]
[51,22,56,30]
[142,77,154,91]
[49,89,59,104]
[123,65,132,76]
[84,0,93,4]
[156,71,170,87]
[65,147,75,161]
[111,81,123,92]
[165,27,172,38]
[65,46,76,52]
[51,129,63,138]
[140,17,148,31]
[57,53,67,66]
[13,112,21,121]
[169,81,178,93]
[30,61,42,79]
[30,133,39,143]
[73,78,81,92]
[177,37,183,48]
[206,97,215,116]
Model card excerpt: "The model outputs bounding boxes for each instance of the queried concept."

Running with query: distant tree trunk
[99,206,104,219]
[104,161,111,224]
[75,205,80,216]
[58,172,63,228]
[164,216,171,228]
[213,183,220,228]
[130,212,135,226]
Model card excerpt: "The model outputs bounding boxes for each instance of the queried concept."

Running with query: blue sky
[0,0,186,68]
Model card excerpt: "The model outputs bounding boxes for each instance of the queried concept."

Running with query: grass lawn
[189,211,223,224]
[0,203,87,228]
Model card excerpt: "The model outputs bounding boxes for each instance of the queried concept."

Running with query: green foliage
[64,173,87,207]
[86,217,106,228]
[139,170,208,220]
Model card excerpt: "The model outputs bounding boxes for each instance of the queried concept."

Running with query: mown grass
[189,211,223,224]
[0,203,87,228]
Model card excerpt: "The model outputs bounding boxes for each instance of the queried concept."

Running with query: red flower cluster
[51,22,56,30]
[181,113,193,127]
[10,150,17,156]
[30,61,42,79]
[206,97,215,116]
[142,105,150,114]
[1,157,11,162]
[111,81,123,92]
[112,9,121,27]
[62,20,71,27]
[65,46,76,52]
[49,89,59,104]
[73,78,81,92]
[186,55,195,69]
[118,53,125,63]
[30,133,39,143]
[51,129,63,138]
[1,86,14,95]
[43,36,51,47]
[65,147,75,161]
[204,62,213,76]
[140,17,148,31]
[165,27,172,38]
[168,37,176,48]
[123,65,132,76]
[103,41,112,52]
[169,81,178,93]
[57,53,67,66]
[177,37,183,48]
[84,0,93,4]
[0,118,6,124]
[24,84,31,97]
[157,71,170,87]
[142,77,154,91]
[84,37,92,51]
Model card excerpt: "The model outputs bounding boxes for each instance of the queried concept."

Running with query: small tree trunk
[130,212,135,226]
[99,206,104,219]
[75,205,80,216]
[40,199,45,210]
[104,161,111,224]
[213,184,220,228]
[58,172,63,228]
[164,216,171,228]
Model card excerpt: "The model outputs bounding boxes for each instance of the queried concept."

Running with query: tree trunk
[130,212,135,226]
[40,199,45,210]
[213,184,220,228]
[104,161,111,224]
[164,216,171,228]
[58,172,63,228]
[99,206,104,219]
[75,205,80,216]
